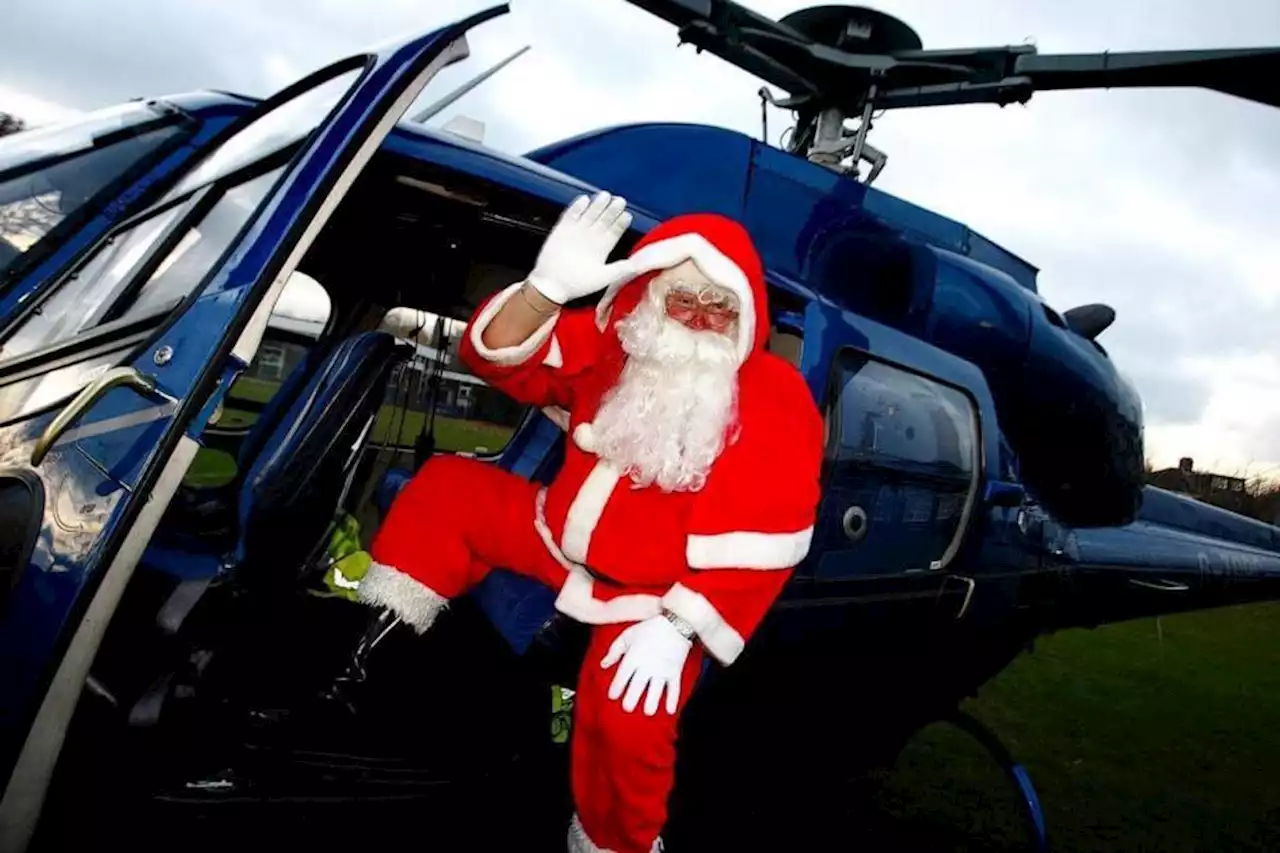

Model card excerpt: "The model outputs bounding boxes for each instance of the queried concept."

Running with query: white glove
[601,615,693,716]
[527,191,635,305]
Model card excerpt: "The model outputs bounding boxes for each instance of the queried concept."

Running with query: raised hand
[527,191,635,305]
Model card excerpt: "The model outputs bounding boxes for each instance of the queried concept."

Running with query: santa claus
[359,191,824,852]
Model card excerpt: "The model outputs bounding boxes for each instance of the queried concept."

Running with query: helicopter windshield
[0,102,186,278]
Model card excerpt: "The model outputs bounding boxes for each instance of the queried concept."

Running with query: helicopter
[1,1,1280,849]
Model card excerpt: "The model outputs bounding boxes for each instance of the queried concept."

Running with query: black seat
[231,330,411,586]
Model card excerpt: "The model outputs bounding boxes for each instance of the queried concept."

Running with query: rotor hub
[778,5,922,54]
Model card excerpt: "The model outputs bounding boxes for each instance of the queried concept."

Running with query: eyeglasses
[664,287,739,333]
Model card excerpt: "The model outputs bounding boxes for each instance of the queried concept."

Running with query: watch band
[662,608,696,641]
[520,281,561,316]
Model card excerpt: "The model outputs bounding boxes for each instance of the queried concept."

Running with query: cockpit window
[0,165,285,365]
[163,67,362,201]
[0,103,184,279]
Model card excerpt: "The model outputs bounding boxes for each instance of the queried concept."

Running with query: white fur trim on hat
[572,422,597,452]
[356,562,449,634]
[468,280,558,366]
[594,233,756,366]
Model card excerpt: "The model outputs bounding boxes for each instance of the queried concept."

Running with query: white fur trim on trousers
[355,561,449,633]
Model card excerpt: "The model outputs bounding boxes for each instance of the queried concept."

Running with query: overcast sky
[3,0,1279,478]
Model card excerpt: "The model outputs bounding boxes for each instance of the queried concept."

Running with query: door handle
[31,366,171,466]
[936,574,977,620]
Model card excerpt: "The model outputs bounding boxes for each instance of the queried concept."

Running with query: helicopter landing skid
[940,710,1050,853]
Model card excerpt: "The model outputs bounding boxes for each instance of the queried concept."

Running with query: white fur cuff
[661,583,746,666]
[355,562,449,634]
[468,280,559,366]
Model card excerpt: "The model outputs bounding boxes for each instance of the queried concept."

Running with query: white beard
[589,290,740,493]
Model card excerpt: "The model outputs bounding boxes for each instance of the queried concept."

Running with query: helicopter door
[796,298,998,610]
[0,6,508,847]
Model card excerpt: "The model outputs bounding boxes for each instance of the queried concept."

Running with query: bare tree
[0,112,26,138]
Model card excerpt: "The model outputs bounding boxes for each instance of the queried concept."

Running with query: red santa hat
[592,212,769,367]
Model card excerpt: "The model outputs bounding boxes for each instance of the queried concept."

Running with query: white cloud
[0,85,82,126]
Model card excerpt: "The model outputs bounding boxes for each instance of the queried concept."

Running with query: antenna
[409,44,531,124]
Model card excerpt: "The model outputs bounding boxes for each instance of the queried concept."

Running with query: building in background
[381,323,524,427]
[1149,457,1249,513]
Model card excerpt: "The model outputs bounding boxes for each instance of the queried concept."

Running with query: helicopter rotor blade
[624,0,822,95]
[621,0,1280,114]
[1013,48,1280,109]
[677,20,821,97]
[869,47,1280,111]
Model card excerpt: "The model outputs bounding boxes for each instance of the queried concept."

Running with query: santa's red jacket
[452,213,824,665]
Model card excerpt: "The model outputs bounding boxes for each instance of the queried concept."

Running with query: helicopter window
[109,166,286,325]
[0,164,285,366]
[767,326,802,368]
[0,342,136,426]
[834,352,975,474]
[371,305,529,461]
[184,271,333,489]
[813,348,979,577]
[164,67,363,201]
[0,113,184,282]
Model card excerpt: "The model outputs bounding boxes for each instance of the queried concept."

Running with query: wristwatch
[662,608,696,641]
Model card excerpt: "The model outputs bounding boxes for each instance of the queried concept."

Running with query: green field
[371,408,516,456]
[183,376,517,487]
[873,601,1280,851]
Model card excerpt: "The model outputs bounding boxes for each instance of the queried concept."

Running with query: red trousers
[375,455,704,853]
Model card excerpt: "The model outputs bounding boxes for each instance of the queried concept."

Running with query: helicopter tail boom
[1033,486,1280,630]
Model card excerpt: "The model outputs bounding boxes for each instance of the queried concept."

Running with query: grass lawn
[229,376,278,404]
[874,601,1280,851]
[371,407,515,456]
[216,376,517,454]
[184,398,516,488]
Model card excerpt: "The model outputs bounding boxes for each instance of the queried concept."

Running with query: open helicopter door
[0,5,508,848]
[794,297,1001,620]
